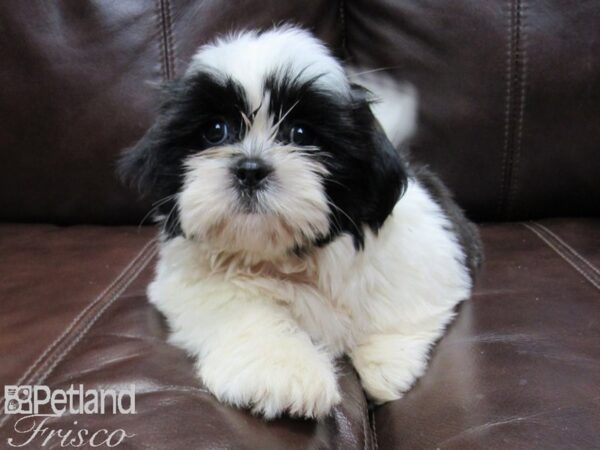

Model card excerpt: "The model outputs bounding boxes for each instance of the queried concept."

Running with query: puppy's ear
[117,127,160,198]
[117,83,179,199]
[323,84,408,248]
[352,84,408,230]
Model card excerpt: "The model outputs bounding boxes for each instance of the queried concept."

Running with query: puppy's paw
[351,333,433,403]
[199,342,341,419]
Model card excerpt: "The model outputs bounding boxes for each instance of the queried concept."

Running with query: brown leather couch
[1,1,598,448]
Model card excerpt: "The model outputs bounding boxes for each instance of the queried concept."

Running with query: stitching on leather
[507,0,527,218]
[152,385,211,395]
[164,0,176,78]
[33,246,158,387]
[0,240,157,429]
[0,242,156,427]
[499,0,526,219]
[534,223,600,276]
[156,0,167,80]
[156,0,175,80]
[528,222,600,285]
[498,0,515,218]
[0,239,155,415]
[370,409,379,450]
[361,390,373,450]
[523,223,600,291]
[362,399,369,450]
[339,0,348,57]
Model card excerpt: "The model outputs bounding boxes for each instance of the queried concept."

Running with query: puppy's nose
[232,157,272,189]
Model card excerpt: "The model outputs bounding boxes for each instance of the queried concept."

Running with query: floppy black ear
[117,110,186,237]
[360,98,408,229]
[117,128,159,198]
[117,130,152,195]
[117,80,186,200]
[321,84,408,248]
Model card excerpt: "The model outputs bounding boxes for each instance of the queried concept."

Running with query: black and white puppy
[119,26,482,419]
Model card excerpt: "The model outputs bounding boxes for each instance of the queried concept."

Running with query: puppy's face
[120,27,406,257]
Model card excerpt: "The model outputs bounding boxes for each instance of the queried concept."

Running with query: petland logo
[4,385,136,447]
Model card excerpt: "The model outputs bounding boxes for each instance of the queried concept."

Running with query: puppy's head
[119,26,407,257]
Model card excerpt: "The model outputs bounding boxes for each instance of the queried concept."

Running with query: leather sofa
[1,1,598,448]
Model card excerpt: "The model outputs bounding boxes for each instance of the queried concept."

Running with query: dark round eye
[289,125,314,146]
[203,120,228,145]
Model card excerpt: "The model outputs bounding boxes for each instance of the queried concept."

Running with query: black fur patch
[265,73,408,248]
[118,72,249,237]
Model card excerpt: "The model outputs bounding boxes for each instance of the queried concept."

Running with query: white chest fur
[150,179,470,357]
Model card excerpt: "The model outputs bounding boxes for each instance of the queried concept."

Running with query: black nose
[232,157,272,189]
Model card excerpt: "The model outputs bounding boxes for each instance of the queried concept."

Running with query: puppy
[119,26,482,419]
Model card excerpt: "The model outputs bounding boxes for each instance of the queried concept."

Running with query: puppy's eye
[203,120,228,145]
[289,125,314,146]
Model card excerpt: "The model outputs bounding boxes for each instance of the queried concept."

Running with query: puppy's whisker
[267,120,279,143]
[273,100,299,130]
[250,101,262,121]
[152,193,178,206]
[137,194,179,230]
[137,206,160,230]
[325,199,362,236]
[348,65,404,78]
[325,178,352,191]
[163,201,179,236]
[240,111,252,129]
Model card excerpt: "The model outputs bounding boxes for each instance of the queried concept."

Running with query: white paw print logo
[4,386,32,414]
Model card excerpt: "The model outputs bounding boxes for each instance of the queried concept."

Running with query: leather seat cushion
[374,219,600,449]
[1,219,598,448]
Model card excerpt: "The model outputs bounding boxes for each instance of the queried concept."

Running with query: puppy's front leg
[152,279,340,419]
[350,313,453,404]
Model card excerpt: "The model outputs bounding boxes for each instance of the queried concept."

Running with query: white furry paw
[351,333,433,403]
[199,342,341,419]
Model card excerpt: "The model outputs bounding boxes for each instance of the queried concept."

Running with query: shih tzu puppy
[119,26,481,419]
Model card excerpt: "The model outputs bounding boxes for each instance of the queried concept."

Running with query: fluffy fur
[119,25,482,420]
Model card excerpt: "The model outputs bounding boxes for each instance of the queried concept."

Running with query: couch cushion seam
[155,0,167,80]
[156,0,175,80]
[523,223,600,291]
[164,0,177,77]
[0,238,155,409]
[498,0,515,218]
[150,385,211,395]
[32,245,158,387]
[0,239,157,429]
[533,222,600,276]
[528,222,600,284]
[370,409,379,450]
[507,0,527,218]
[359,377,373,450]
[338,0,349,58]
[361,400,368,450]
[499,0,527,219]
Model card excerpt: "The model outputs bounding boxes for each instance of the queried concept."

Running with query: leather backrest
[345,0,600,220]
[0,0,342,224]
[0,0,598,223]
